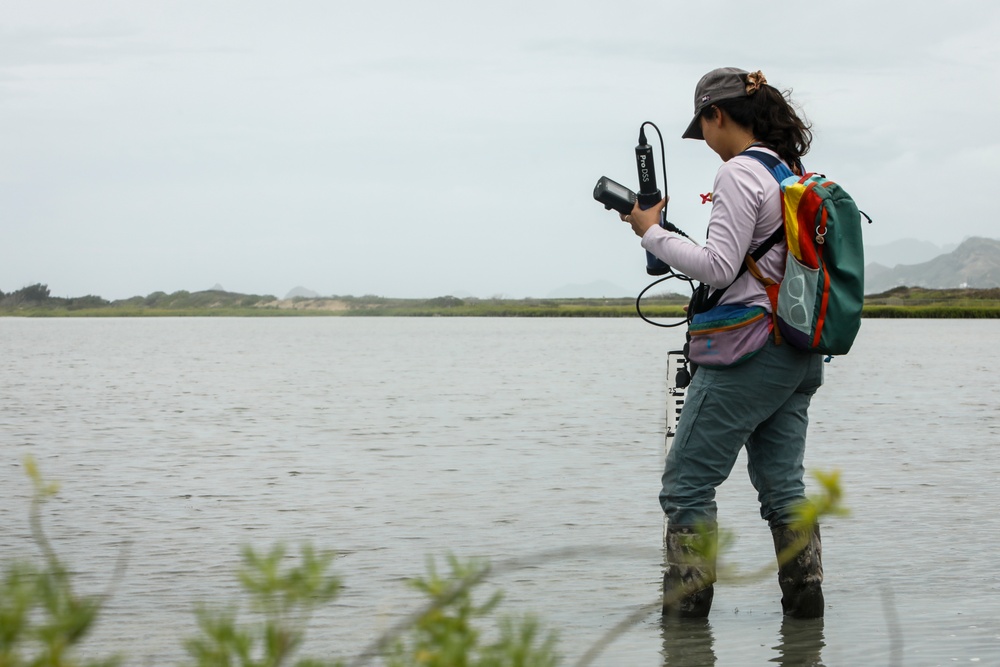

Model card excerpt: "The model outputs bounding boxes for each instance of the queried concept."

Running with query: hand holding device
[593,122,675,275]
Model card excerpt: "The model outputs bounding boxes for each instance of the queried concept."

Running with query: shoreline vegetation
[2,284,1000,318]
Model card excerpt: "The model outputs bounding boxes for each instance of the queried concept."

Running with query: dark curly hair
[701,77,812,168]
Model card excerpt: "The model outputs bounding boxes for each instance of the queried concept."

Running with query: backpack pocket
[688,305,771,369]
[775,254,821,350]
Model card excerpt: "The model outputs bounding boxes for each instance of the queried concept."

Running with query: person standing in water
[622,67,825,619]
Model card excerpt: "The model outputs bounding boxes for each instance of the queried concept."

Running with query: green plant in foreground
[0,457,119,667]
[185,549,559,667]
[5,460,844,667]
[5,459,559,667]
[183,544,343,667]
[381,555,558,667]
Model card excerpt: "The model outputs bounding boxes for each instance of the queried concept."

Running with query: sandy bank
[262,299,351,311]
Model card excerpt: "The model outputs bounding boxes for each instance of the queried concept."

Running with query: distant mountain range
[863,238,958,269]
[864,237,1000,294]
[544,238,1000,299]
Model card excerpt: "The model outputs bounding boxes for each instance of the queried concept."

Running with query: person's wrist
[640,220,660,237]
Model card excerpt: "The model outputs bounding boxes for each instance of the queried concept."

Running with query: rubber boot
[662,524,717,618]
[771,523,824,619]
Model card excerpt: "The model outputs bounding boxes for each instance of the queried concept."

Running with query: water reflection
[661,617,716,666]
[770,618,825,666]
[659,617,826,667]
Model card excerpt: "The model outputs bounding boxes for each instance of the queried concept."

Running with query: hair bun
[745,70,768,95]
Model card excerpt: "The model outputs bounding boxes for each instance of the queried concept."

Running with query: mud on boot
[771,523,824,619]
[663,524,717,619]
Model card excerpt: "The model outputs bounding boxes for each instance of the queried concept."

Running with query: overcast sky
[2,1,997,300]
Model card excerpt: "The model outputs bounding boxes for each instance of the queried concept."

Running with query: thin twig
[346,545,657,667]
[881,585,904,667]
[573,599,662,667]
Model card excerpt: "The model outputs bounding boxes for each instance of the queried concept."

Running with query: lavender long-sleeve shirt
[641,147,788,311]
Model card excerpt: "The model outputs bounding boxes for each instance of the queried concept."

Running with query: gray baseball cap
[682,67,749,140]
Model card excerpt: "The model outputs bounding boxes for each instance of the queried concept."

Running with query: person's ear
[709,105,725,128]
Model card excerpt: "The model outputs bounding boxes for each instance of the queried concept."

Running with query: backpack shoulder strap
[695,149,789,312]
[742,148,799,182]
[744,254,784,346]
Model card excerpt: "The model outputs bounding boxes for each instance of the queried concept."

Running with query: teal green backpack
[744,151,869,356]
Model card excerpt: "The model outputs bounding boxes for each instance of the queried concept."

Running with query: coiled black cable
[633,121,698,328]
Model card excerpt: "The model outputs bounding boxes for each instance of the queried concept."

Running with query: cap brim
[682,114,703,140]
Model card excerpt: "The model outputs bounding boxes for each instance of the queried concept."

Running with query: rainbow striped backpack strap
[744,149,867,356]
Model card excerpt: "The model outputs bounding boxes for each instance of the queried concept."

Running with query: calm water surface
[1,317,999,666]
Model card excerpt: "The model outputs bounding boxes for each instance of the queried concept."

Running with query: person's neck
[716,131,757,162]
[723,134,759,161]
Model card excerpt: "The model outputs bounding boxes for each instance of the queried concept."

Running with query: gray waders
[662,525,717,618]
[771,523,825,618]
[663,523,824,619]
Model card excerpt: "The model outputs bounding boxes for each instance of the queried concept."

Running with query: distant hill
[864,238,956,269]
[865,237,1000,294]
[285,286,320,299]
